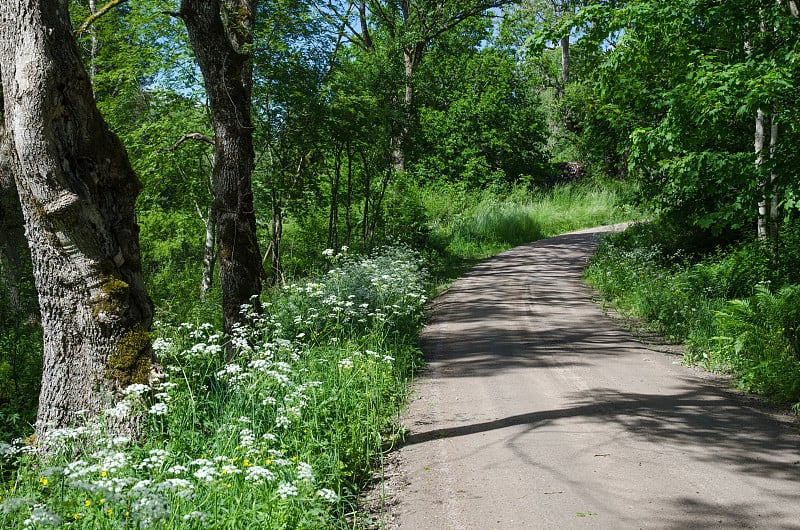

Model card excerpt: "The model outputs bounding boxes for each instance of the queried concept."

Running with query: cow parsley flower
[317,488,339,503]
[276,482,298,498]
[148,403,168,416]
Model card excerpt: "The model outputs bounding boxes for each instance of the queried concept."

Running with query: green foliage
[0,316,41,443]
[0,268,41,443]
[713,285,800,402]
[586,218,800,407]
[413,33,549,187]
[574,0,800,234]
[137,209,219,326]
[427,180,639,279]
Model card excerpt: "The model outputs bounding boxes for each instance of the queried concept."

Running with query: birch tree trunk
[755,108,770,240]
[754,1,797,241]
[0,0,154,436]
[177,0,263,343]
[198,202,216,299]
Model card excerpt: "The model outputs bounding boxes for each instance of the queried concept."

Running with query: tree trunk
[327,149,341,250]
[360,150,371,250]
[0,108,35,316]
[768,116,779,241]
[178,0,263,343]
[393,44,422,172]
[198,202,216,299]
[269,187,283,286]
[755,108,769,240]
[345,143,353,248]
[559,34,570,101]
[0,0,154,436]
[88,0,98,94]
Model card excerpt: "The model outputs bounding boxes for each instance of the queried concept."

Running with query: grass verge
[584,218,800,410]
[0,246,426,529]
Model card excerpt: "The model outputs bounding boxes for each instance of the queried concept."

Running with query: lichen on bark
[106,323,151,388]
[89,273,130,321]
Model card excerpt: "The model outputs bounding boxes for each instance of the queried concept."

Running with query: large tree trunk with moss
[178,0,263,342]
[0,0,154,437]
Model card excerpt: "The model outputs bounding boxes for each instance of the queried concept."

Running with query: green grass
[0,246,427,529]
[0,177,646,528]
[424,180,642,283]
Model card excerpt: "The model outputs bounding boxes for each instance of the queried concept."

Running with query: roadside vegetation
[0,182,634,529]
[3,0,800,527]
[586,217,800,409]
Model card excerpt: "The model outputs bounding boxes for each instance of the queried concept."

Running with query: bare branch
[159,132,215,152]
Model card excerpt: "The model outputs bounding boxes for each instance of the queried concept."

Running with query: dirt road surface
[376,225,800,529]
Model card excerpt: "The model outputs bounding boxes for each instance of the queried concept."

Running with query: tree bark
[178,0,263,344]
[0,102,35,316]
[755,108,769,240]
[198,202,216,299]
[0,0,154,436]
[269,187,283,286]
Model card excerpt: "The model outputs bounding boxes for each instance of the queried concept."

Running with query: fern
[713,284,800,402]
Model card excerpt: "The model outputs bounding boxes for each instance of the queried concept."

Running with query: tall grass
[0,178,646,527]
[424,180,640,280]
[0,246,427,529]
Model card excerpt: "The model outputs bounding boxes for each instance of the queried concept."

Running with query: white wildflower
[245,465,275,484]
[297,461,315,483]
[167,465,189,476]
[276,482,298,498]
[23,504,62,528]
[183,511,207,522]
[193,466,218,482]
[317,488,339,503]
[122,383,151,397]
[148,402,168,416]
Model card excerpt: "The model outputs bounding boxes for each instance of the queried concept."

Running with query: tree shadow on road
[403,381,800,484]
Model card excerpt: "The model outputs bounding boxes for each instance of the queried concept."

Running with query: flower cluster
[0,245,426,528]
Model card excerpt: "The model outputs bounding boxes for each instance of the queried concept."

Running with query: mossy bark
[0,0,154,437]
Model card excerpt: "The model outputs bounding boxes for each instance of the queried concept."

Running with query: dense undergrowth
[0,180,636,528]
[585,217,800,408]
[1,246,427,528]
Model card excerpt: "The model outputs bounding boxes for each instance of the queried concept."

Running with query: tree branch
[74,0,128,36]
[159,132,215,152]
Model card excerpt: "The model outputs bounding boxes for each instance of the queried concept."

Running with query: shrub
[712,285,800,402]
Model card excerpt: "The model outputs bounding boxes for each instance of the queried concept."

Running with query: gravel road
[375,225,800,529]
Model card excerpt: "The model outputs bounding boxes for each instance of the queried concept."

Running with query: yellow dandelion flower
[85,500,92,507]
[38,477,49,487]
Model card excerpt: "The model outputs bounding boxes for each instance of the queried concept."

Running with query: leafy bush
[586,218,800,407]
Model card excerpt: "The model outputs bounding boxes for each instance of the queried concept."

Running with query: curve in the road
[383,225,800,530]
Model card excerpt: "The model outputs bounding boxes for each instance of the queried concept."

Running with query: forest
[0,0,799,527]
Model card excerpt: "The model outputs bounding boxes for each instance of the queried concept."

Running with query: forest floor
[362,224,800,529]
